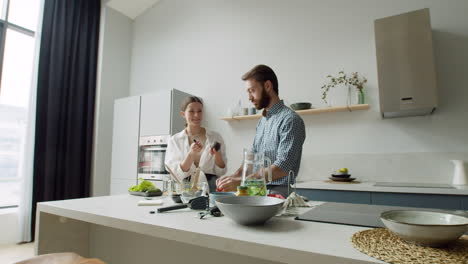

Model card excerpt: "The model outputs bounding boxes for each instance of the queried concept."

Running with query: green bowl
[290,102,312,110]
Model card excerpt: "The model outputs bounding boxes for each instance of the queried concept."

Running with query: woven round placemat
[351,228,468,264]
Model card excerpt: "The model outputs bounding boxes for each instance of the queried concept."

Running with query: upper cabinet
[139,89,193,136]
[375,8,438,118]
[170,89,193,135]
[139,90,171,136]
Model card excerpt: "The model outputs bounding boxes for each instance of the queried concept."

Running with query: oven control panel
[140,135,169,146]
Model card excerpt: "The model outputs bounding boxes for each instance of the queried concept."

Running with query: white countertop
[296,181,468,195]
[38,195,382,264]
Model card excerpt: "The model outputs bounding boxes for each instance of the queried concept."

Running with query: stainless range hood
[374,8,438,118]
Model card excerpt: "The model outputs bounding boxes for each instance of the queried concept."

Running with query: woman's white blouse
[165,128,227,184]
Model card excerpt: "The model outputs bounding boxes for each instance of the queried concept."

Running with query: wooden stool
[15,252,106,264]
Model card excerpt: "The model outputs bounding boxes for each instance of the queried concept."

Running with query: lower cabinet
[297,188,467,210]
[458,195,468,210]
[296,189,371,204]
[371,192,462,210]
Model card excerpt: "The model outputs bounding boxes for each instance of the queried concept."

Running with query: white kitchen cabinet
[169,89,193,134]
[110,179,136,195]
[110,96,140,194]
[139,89,192,136]
[139,90,171,137]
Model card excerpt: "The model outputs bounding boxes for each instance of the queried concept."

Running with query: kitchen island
[36,195,383,264]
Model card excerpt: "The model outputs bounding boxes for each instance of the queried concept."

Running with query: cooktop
[374,182,455,188]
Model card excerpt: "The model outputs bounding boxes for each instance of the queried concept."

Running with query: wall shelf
[220,104,370,121]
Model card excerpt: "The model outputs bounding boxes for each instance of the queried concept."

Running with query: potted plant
[321,71,367,105]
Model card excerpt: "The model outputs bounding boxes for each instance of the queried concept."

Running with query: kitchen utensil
[241,149,272,196]
[380,210,468,247]
[164,163,181,184]
[157,196,209,213]
[198,206,222,219]
[215,196,284,225]
[290,102,312,110]
[192,167,201,190]
[451,160,467,185]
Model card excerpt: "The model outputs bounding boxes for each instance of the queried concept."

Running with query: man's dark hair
[242,64,279,95]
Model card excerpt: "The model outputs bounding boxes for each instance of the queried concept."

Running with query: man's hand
[216,174,242,192]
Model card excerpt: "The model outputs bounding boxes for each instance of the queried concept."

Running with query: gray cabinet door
[459,196,468,210]
[170,89,193,135]
[111,96,140,186]
[140,90,171,136]
[297,189,371,204]
[371,192,462,210]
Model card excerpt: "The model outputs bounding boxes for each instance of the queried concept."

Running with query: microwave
[138,135,170,181]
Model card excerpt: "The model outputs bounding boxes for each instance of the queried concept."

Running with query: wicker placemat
[324,180,361,184]
[351,228,468,264]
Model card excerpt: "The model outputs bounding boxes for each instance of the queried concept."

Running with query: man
[216,65,306,197]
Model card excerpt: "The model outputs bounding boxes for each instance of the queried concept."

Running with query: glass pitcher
[241,149,272,196]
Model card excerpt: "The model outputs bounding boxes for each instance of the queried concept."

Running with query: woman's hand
[209,146,221,156]
[209,142,225,168]
[209,142,221,156]
[189,141,203,157]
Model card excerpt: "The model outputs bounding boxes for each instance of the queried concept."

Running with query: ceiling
[106,0,161,20]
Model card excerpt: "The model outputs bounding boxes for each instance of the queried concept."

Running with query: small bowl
[171,194,182,203]
[209,192,236,207]
[216,196,284,225]
[331,174,351,178]
[290,102,312,111]
[381,210,468,247]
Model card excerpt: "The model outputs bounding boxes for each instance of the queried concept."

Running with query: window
[0,0,40,208]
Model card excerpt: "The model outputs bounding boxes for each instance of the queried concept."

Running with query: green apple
[338,168,348,173]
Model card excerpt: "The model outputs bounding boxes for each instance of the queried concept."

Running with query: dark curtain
[31,0,101,240]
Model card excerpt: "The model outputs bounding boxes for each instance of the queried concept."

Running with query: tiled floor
[0,243,34,263]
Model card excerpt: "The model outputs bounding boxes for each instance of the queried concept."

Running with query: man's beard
[257,85,271,110]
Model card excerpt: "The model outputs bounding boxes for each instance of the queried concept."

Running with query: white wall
[0,208,18,245]
[126,0,468,183]
[92,6,133,196]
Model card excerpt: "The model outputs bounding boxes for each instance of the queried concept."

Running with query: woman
[165,96,227,192]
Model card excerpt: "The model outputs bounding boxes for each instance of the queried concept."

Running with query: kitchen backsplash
[297,152,468,184]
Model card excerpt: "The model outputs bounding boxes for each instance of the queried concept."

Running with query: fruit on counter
[129,178,160,192]
[338,168,348,173]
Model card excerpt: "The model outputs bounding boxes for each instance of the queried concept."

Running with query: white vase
[451,160,467,185]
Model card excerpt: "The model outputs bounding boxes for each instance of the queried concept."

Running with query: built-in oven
[138,135,170,181]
